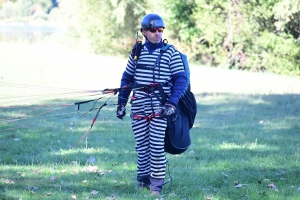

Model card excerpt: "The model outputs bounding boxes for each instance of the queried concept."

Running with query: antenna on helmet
[134,31,142,61]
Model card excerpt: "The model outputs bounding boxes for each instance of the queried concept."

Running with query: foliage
[78,0,147,55]
[0,0,53,21]
[0,0,6,7]
[161,0,300,76]
[253,32,300,75]
[1,0,300,76]
[32,0,53,12]
[14,0,33,18]
[0,1,14,19]
[163,0,199,43]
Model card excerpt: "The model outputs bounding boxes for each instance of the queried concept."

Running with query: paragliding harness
[132,39,197,155]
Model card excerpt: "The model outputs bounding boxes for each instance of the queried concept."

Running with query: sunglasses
[147,27,164,33]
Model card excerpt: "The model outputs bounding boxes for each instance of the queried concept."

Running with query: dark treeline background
[1,0,300,76]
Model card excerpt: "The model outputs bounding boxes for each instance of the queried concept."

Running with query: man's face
[142,28,164,44]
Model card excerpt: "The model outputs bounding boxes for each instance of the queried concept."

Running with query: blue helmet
[140,14,165,31]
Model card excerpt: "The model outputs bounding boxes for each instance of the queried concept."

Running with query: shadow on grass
[1,92,300,199]
[194,92,300,145]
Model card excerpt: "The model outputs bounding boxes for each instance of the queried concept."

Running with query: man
[116,13,187,196]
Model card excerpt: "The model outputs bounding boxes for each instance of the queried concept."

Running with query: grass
[0,43,300,200]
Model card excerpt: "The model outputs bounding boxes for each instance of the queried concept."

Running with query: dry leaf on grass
[3,179,15,184]
[267,183,277,189]
[90,190,98,195]
[71,194,77,199]
[71,168,79,174]
[84,166,98,173]
[235,183,247,188]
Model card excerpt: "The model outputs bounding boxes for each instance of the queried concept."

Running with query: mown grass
[0,43,300,200]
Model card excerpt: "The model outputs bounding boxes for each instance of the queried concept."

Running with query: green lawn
[0,43,300,200]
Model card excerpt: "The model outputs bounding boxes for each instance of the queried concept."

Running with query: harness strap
[131,112,162,122]
[148,83,167,105]
[134,83,168,105]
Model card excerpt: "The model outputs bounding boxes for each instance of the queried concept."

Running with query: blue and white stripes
[128,45,185,179]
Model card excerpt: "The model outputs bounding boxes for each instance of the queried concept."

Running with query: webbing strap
[134,83,167,105]
[150,84,167,105]
[131,112,161,121]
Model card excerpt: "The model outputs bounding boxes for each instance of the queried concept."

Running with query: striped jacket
[118,44,186,106]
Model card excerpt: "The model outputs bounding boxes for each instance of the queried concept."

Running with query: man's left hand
[163,103,176,116]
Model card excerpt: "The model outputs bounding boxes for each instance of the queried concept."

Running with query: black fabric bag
[164,89,197,154]
[179,89,197,129]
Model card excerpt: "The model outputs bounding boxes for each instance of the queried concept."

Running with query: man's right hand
[116,104,126,119]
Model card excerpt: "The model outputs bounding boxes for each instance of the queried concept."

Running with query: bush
[161,0,300,77]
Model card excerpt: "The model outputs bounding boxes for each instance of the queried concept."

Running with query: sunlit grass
[219,141,274,151]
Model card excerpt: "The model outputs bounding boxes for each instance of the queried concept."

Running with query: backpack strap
[161,40,172,53]
[154,41,172,81]
[161,40,191,93]
[151,41,172,104]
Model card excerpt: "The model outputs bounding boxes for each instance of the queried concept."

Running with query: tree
[78,0,148,55]
[162,0,300,76]
[0,1,14,19]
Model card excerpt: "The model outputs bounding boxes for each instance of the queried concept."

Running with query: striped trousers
[131,91,167,180]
